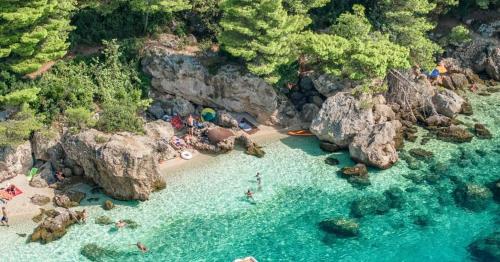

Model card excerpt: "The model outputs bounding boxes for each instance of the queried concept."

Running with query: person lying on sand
[137,242,148,253]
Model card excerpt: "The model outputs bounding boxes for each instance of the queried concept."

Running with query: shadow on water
[279,136,326,157]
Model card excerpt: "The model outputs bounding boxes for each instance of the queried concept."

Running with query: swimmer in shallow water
[137,242,148,253]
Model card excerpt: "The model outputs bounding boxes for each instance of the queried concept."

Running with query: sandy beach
[1,124,288,227]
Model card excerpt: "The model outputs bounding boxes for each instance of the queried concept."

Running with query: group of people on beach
[245,172,262,202]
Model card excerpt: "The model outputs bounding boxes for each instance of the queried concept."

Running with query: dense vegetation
[0,0,497,146]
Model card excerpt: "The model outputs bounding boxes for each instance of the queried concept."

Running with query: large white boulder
[310,92,374,147]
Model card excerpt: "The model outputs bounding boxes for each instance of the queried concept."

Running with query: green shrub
[447,25,471,46]
[65,107,96,130]
[0,106,42,147]
[97,102,144,133]
[0,88,40,107]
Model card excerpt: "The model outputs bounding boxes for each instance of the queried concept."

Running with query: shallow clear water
[1,92,499,262]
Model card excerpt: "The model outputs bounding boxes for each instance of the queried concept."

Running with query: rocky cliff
[142,35,278,123]
[62,121,174,200]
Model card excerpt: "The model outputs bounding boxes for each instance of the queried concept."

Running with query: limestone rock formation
[453,38,500,80]
[311,74,356,97]
[31,208,85,243]
[454,183,492,211]
[310,92,374,147]
[0,141,32,182]
[63,129,166,200]
[349,121,401,169]
[31,130,64,165]
[142,36,277,123]
[432,90,465,118]
[31,194,51,206]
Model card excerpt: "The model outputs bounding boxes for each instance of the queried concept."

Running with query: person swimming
[255,172,262,190]
[246,189,254,201]
[116,220,127,228]
[137,242,148,253]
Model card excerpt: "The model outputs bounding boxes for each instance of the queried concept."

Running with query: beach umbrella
[201,108,216,122]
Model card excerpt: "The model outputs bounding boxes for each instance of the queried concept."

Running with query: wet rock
[30,208,85,243]
[319,217,360,237]
[349,121,401,169]
[450,73,469,90]
[425,115,451,127]
[487,179,500,203]
[402,173,425,184]
[350,195,391,218]
[454,183,493,212]
[432,90,465,118]
[384,187,405,209]
[413,213,433,227]
[409,148,434,161]
[341,164,368,176]
[31,194,51,206]
[468,232,500,262]
[301,103,320,123]
[460,100,473,116]
[103,200,114,211]
[81,243,123,261]
[95,216,114,225]
[54,191,86,208]
[311,92,374,147]
[474,123,493,139]
[0,141,32,182]
[436,126,473,143]
[324,156,340,166]
[319,141,341,152]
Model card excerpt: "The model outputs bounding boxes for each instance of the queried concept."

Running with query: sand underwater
[0,91,499,262]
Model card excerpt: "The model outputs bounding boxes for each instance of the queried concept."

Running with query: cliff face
[62,121,174,201]
[142,36,278,124]
[0,141,32,182]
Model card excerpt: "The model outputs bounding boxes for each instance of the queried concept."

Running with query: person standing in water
[246,189,254,202]
[1,207,8,226]
[255,172,262,190]
[137,242,148,253]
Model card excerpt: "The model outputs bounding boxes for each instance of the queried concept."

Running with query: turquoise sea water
[1,92,499,262]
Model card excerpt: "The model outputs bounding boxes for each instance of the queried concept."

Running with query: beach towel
[171,115,184,129]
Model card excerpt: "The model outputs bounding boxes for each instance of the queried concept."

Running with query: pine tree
[129,0,191,32]
[218,0,311,83]
[378,0,442,70]
[0,0,76,74]
[283,0,330,14]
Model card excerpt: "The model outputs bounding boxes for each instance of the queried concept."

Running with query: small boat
[233,256,258,262]
[287,130,314,136]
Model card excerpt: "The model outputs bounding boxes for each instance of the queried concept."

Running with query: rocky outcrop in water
[62,124,170,200]
[141,35,277,123]
[432,89,465,118]
[31,208,86,243]
[453,183,492,211]
[0,141,32,182]
[311,92,374,147]
[319,217,360,237]
[453,38,500,80]
[349,121,401,169]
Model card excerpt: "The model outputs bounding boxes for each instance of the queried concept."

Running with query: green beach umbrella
[201,108,216,122]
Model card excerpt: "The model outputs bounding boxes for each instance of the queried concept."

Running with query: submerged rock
[350,195,391,218]
[95,216,114,225]
[436,126,474,143]
[319,141,341,152]
[319,217,360,237]
[384,187,405,209]
[468,232,500,262]
[103,200,115,211]
[474,123,493,139]
[409,148,434,161]
[324,156,340,166]
[454,183,493,211]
